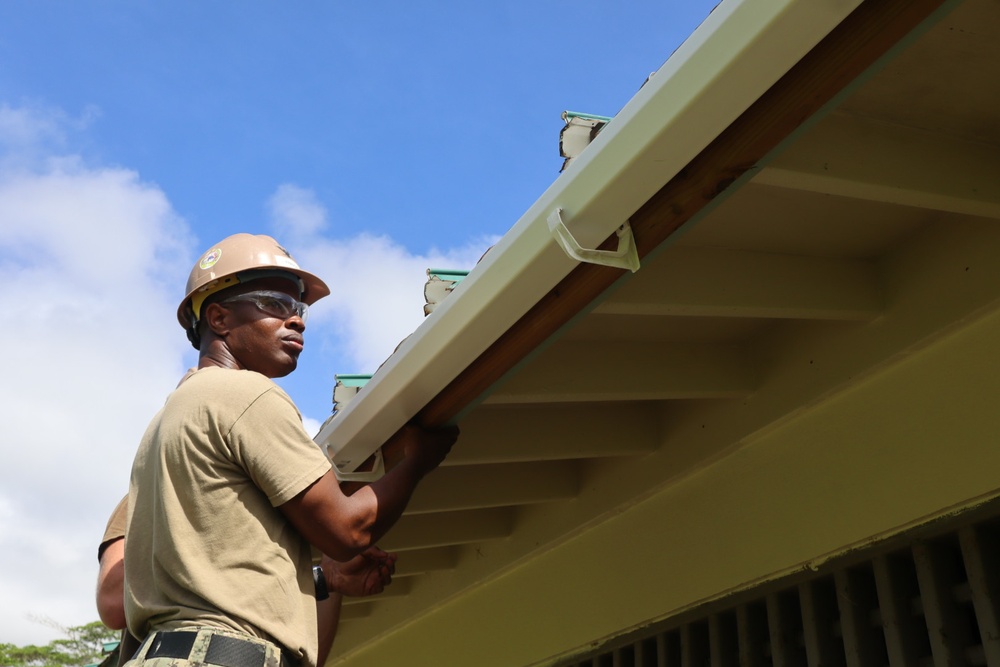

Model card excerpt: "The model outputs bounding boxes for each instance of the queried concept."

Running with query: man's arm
[315,548,397,666]
[279,423,457,561]
[96,537,127,630]
[316,592,342,666]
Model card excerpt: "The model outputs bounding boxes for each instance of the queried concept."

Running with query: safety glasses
[221,290,309,323]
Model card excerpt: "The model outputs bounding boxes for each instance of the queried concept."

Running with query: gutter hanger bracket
[331,445,385,483]
[547,208,640,273]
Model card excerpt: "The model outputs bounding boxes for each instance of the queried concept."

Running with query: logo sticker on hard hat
[200,248,223,270]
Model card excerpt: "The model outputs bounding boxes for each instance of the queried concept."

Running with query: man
[98,496,395,666]
[123,233,457,667]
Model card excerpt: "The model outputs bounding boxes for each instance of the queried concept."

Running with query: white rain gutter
[315,0,866,471]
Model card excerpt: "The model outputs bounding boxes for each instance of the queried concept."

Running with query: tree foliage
[0,621,119,667]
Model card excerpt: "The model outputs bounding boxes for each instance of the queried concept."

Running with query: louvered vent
[558,515,1000,667]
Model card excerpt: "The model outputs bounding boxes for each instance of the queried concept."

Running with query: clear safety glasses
[221,290,309,323]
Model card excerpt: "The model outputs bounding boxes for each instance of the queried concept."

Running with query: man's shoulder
[182,367,278,394]
[168,368,288,416]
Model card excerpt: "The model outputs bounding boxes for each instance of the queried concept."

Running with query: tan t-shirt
[125,367,331,667]
[99,495,128,559]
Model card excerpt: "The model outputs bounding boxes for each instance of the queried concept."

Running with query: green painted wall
[335,300,1000,666]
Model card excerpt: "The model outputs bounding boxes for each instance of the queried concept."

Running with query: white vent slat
[766,592,806,667]
[913,540,974,666]
[799,579,844,667]
[872,554,926,667]
[557,518,1000,667]
[959,526,1000,667]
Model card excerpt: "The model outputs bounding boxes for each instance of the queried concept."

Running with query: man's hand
[321,546,397,597]
[396,423,459,478]
[340,423,460,497]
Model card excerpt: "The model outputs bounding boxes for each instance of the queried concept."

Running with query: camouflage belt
[141,629,293,667]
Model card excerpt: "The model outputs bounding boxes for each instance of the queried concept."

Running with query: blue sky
[0,0,718,645]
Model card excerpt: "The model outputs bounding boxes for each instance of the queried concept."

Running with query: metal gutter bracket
[547,208,640,273]
[331,446,385,483]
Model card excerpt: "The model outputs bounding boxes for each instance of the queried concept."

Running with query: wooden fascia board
[417,0,953,429]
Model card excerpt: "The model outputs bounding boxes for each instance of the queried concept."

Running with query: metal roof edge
[314,0,867,470]
[562,110,614,123]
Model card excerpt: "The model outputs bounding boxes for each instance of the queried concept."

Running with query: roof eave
[314,0,869,469]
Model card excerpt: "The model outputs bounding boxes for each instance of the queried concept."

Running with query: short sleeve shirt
[98,495,128,560]
[125,367,331,667]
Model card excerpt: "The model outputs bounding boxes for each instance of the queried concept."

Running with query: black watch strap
[313,565,329,600]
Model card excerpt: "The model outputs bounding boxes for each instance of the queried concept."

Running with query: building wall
[334,265,1000,665]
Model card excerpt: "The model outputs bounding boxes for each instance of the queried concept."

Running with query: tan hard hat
[177,233,330,330]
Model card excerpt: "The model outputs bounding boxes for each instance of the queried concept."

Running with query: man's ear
[203,302,232,338]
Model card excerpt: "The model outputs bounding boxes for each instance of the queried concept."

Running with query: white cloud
[301,416,323,440]
[0,103,100,172]
[0,106,194,644]
[267,183,328,240]
[272,195,498,374]
[0,107,495,647]
[0,104,66,147]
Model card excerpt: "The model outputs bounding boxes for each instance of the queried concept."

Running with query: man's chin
[264,357,299,379]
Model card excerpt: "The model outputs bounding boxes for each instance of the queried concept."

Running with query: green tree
[0,621,119,667]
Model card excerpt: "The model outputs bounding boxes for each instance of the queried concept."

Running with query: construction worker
[97,496,394,666]
[123,233,457,667]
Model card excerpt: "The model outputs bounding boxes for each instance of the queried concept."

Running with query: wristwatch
[312,565,329,600]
